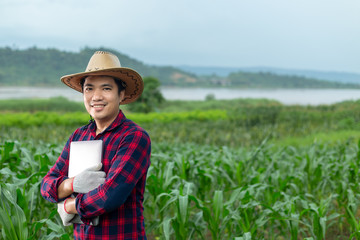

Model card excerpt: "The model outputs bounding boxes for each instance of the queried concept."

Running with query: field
[1,97,360,239]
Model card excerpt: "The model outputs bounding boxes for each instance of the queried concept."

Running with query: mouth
[91,103,107,108]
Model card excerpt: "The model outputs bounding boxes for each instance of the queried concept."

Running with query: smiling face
[83,76,125,131]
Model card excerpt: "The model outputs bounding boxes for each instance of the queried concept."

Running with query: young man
[41,51,151,239]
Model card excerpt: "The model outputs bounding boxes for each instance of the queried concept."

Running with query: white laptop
[68,140,103,226]
[68,140,103,178]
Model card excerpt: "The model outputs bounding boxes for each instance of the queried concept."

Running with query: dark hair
[80,76,126,95]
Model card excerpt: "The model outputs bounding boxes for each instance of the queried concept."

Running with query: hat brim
[61,67,143,105]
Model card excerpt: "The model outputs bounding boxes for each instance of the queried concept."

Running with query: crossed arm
[41,130,151,225]
[51,164,105,226]
[57,163,106,214]
[58,178,77,213]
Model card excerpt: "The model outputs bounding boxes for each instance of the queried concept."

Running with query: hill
[178,65,360,84]
[0,47,359,89]
[0,46,197,87]
[226,71,358,88]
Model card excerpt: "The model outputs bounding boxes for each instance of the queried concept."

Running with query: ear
[119,90,125,104]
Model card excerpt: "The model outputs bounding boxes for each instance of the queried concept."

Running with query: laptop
[68,140,103,178]
[68,140,103,226]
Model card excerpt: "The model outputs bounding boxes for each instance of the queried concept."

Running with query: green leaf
[178,195,188,225]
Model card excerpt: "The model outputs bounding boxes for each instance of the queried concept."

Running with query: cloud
[0,0,359,72]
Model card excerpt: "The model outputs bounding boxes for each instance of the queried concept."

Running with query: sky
[0,0,359,73]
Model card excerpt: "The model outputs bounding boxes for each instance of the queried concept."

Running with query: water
[1,87,360,105]
[0,87,85,102]
[161,88,360,105]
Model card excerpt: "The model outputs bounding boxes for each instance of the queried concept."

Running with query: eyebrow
[84,83,114,88]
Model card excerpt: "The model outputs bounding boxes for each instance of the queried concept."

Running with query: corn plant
[2,137,360,239]
[0,141,72,239]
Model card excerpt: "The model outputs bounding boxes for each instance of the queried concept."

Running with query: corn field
[1,139,360,239]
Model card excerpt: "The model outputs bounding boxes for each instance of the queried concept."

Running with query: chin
[92,114,104,120]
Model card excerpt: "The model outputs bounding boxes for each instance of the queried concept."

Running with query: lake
[1,87,360,105]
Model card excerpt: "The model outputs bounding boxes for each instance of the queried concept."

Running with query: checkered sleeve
[75,129,151,220]
[40,137,71,203]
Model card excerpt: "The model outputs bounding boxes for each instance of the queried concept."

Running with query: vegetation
[227,71,359,88]
[1,97,360,239]
[0,97,84,113]
[1,97,360,147]
[127,76,165,113]
[1,46,359,89]
[0,46,196,87]
[2,135,360,239]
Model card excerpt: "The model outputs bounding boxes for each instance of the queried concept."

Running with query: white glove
[70,214,84,225]
[57,200,75,226]
[72,163,106,193]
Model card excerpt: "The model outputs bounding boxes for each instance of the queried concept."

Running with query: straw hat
[61,51,143,105]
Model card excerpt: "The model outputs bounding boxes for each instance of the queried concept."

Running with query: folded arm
[40,138,72,203]
[75,131,151,221]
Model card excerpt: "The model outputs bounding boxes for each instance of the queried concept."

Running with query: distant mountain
[226,71,358,89]
[0,46,197,87]
[178,65,360,84]
[0,47,359,89]
[178,65,241,77]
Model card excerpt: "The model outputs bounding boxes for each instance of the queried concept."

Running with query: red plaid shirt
[41,110,151,240]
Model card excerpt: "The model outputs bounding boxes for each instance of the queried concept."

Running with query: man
[41,51,151,239]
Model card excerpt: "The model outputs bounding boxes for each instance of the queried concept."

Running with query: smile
[91,104,106,108]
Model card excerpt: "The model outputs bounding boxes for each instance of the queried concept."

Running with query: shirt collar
[106,110,126,132]
[88,110,126,135]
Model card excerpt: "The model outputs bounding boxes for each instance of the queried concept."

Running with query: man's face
[83,76,124,126]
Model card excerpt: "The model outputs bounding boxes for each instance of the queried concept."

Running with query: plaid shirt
[41,110,151,240]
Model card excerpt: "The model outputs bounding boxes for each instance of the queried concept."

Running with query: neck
[95,124,106,135]
[94,110,119,135]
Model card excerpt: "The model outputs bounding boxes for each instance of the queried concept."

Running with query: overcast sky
[0,0,359,73]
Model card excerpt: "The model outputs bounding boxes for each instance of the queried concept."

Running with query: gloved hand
[57,200,75,226]
[70,214,84,225]
[72,163,106,193]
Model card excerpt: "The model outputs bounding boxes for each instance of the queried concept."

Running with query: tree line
[0,46,358,89]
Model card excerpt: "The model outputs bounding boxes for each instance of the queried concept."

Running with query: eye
[104,87,112,91]
[84,87,93,92]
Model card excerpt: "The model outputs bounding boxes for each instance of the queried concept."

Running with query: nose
[92,88,103,101]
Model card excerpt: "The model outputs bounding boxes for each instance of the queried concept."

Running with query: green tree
[128,76,165,113]
[205,93,216,101]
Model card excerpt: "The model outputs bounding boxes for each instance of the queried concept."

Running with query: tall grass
[0,141,72,239]
[2,139,360,239]
[0,97,84,113]
[2,99,360,147]
[2,98,360,239]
